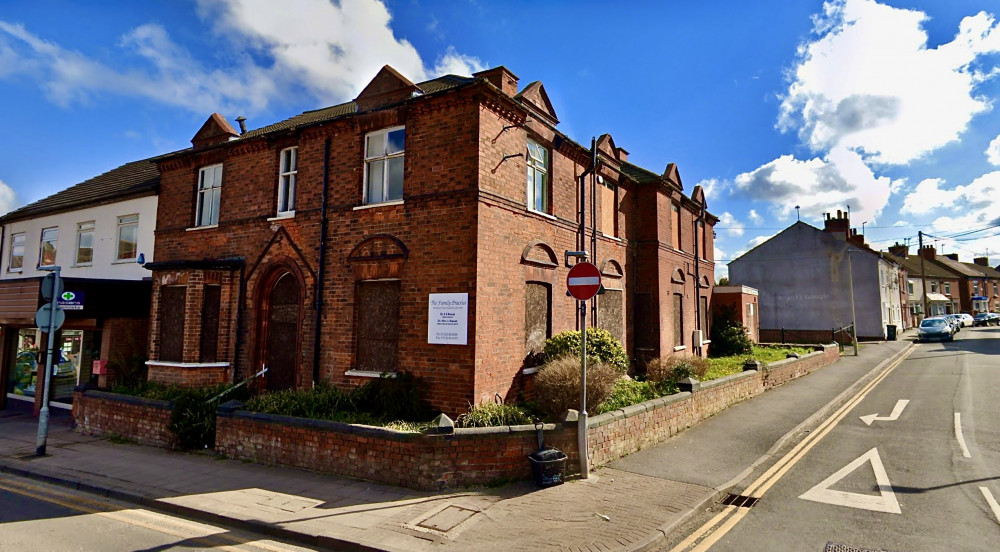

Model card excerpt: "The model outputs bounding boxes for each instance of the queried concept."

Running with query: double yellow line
[670,344,916,552]
[0,476,299,552]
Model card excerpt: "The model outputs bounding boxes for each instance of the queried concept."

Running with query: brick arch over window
[700,275,711,289]
[521,240,558,268]
[521,240,557,283]
[600,259,624,289]
[671,268,686,284]
[347,234,408,280]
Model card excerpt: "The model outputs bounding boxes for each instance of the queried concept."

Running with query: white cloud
[746,233,777,250]
[899,178,958,215]
[892,220,908,227]
[717,211,744,237]
[696,177,726,200]
[779,0,1000,165]
[748,209,763,224]
[734,146,898,225]
[0,178,17,216]
[899,171,1000,257]
[0,0,483,114]
[987,133,1000,165]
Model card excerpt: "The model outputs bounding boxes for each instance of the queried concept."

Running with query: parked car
[944,314,962,332]
[918,317,955,342]
[956,313,975,327]
[973,313,995,327]
[990,313,1000,325]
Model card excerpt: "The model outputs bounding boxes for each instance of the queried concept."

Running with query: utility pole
[919,231,929,320]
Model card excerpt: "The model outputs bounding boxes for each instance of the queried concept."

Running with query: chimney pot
[235,116,247,135]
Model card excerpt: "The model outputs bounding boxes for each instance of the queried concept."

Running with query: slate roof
[0,154,168,224]
[239,75,476,140]
[964,262,1000,279]
[620,163,662,185]
[934,256,984,277]
[891,254,958,279]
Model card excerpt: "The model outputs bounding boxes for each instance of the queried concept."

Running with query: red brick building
[712,286,760,343]
[143,65,716,415]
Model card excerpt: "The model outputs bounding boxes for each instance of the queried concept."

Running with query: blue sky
[2,0,1000,278]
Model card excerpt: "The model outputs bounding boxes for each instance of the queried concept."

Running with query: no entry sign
[567,262,602,301]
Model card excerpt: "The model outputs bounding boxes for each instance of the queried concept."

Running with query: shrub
[598,377,660,413]
[456,401,533,428]
[246,384,357,420]
[353,371,433,422]
[710,306,753,357]
[646,354,710,387]
[533,356,619,418]
[542,328,629,373]
[168,383,251,450]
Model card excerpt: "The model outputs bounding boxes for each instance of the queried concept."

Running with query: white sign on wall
[428,293,469,345]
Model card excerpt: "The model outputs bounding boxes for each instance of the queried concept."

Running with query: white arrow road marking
[955,412,971,458]
[859,399,910,426]
[980,487,1000,525]
[799,448,901,514]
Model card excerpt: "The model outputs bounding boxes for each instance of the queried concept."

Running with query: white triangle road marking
[798,447,901,514]
[859,399,909,426]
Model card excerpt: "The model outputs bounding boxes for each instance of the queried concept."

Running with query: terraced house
[0,159,158,412]
[142,65,717,415]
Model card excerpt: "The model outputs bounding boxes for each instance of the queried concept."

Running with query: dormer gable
[663,163,683,191]
[515,81,558,125]
[191,113,239,151]
[354,65,421,111]
[691,184,706,206]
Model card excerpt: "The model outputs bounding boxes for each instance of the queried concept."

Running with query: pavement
[0,335,916,552]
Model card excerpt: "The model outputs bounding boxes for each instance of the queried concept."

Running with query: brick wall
[215,344,838,489]
[72,390,178,449]
[215,411,576,490]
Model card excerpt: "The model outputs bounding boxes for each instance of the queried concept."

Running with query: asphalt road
[668,326,1000,552]
[0,473,320,552]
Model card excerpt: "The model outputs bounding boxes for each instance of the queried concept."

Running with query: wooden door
[265,273,300,391]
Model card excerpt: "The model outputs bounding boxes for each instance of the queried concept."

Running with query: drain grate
[721,493,758,508]
[825,542,899,552]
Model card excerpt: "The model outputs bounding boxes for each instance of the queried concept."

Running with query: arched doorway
[263,272,300,391]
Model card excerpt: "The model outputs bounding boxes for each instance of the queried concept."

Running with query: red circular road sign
[567,262,602,301]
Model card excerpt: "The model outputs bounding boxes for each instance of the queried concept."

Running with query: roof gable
[515,81,558,125]
[191,113,238,151]
[354,65,420,111]
[663,163,682,190]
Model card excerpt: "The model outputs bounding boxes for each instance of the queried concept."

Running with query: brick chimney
[848,229,866,248]
[919,245,936,261]
[823,210,850,240]
[945,253,959,261]
[974,256,990,266]
[473,66,520,96]
[888,242,908,257]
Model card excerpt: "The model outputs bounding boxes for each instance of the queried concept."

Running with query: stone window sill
[345,370,396,378]
[354,200,404,211]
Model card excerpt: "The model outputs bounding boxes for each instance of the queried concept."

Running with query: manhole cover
[825,542,899,552]
[416,505,478,532]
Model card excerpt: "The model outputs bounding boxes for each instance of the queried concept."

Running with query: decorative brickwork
[72,390,178,449]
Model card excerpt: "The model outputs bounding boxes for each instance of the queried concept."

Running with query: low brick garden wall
[215,408,576,490]
[74,344,839,490]
[72,389,178,449]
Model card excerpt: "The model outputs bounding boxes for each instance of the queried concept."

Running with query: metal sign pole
[578,299,590,478]
[36,266,61,456]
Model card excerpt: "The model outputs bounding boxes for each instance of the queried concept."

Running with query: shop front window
[52,330,83,404]
[6,329,40,400]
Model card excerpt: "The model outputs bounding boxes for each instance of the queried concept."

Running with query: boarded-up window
[524,283,551,363]
[700,296,709,338]
[599,289,623,343]
[671,203,681,250]
[356,280,400,372]
[673,293,683,346]
[634,292,656,360]
[200,285,221,363]
[600,181,617,237]
[160,286,186,362]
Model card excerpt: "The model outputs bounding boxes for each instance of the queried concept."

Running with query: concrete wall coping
[699,369,756,390]
[228,409,423,442]
[83,389,173,410]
